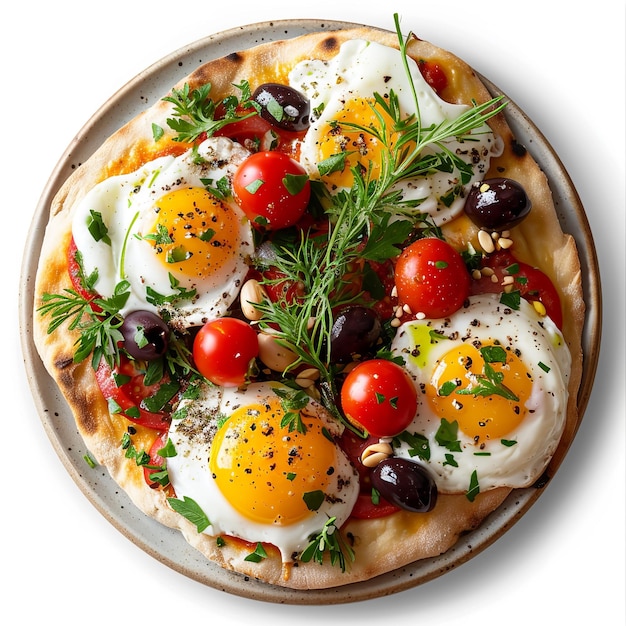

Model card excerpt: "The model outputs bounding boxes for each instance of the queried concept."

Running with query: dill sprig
[254,15,507,418]
[38,281,130,369]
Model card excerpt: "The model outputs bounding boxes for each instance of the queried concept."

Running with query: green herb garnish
[251,14,506,422]
[163,81,257,143]
[300,517,355,572]
[167,496,210,533]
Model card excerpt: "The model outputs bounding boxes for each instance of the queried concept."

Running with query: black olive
[252,83,310,132]
[370,457,438,513]
[330,306,382,364]
[464,177,531,232]
[120,310,170,361]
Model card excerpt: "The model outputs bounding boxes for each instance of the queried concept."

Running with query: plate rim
[19,17,602,604]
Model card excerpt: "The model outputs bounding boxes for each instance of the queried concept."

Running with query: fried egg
[166,381,359,561]
[71,137,254,327]
[289,39,503,225]
[390,294,571,494]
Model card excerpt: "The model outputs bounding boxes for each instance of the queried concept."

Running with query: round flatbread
[32,22,584,590]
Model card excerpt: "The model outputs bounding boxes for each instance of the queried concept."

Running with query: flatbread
[32,24,584,590]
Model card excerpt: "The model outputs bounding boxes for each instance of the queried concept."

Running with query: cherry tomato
[260,267,306,306]
[192,317,259,387]
[232,151,311,230]
[340,359,418,438]
[94,356,174,430]
[470,250,563,329]
[394,237,470,319]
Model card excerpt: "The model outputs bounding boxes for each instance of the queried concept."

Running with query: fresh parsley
[299,517,355,572]
[302,490,325,512]
[163,81,257,143]
[38,279,130,368]
[274,387,310,434]
[466,470,480,502]
[435,418,462,452]
[167,496,210,533]
[244,542,268,563]
[455,345,520,401]
[394,430,431,461]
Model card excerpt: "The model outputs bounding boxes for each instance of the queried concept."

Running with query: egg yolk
[209,399,336,526]
[426,343,533,443]
[149,187,240,282]
[315,97,400,189]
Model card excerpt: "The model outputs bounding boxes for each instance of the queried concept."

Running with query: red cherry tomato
[232,151,311,230]
[470,250,563,329]
[340,359,418,438]
[192,317,259,387]
[260,267,306,306]
[94,356,174,430]
[394,237,470,319]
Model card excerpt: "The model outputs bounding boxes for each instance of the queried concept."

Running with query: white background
[3,1,624,623]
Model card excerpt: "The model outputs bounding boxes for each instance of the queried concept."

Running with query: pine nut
[478,229,495,253]
[360,441,393,467]
[298,368,320,382]
[240,279,267,321]
[257,332,298,372]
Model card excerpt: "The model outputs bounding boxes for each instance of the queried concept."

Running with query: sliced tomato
[143,431,174,494]
[470,250,563,329]
[364,258,396,320]
[418,59,448,95]
[95,356,174,430]
[213,107,305,155]
[67,237,102,312]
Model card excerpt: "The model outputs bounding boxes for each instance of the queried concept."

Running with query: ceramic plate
[19,19,601,604]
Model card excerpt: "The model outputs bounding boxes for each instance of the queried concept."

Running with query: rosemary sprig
[254,15,507,418]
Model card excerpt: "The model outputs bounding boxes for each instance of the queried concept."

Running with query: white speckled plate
[19,19,601,604]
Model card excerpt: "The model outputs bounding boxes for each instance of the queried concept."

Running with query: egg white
[390,293,571,494]
[71,136,254,327]
[166,381,359,562]
[289,39,503,225]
